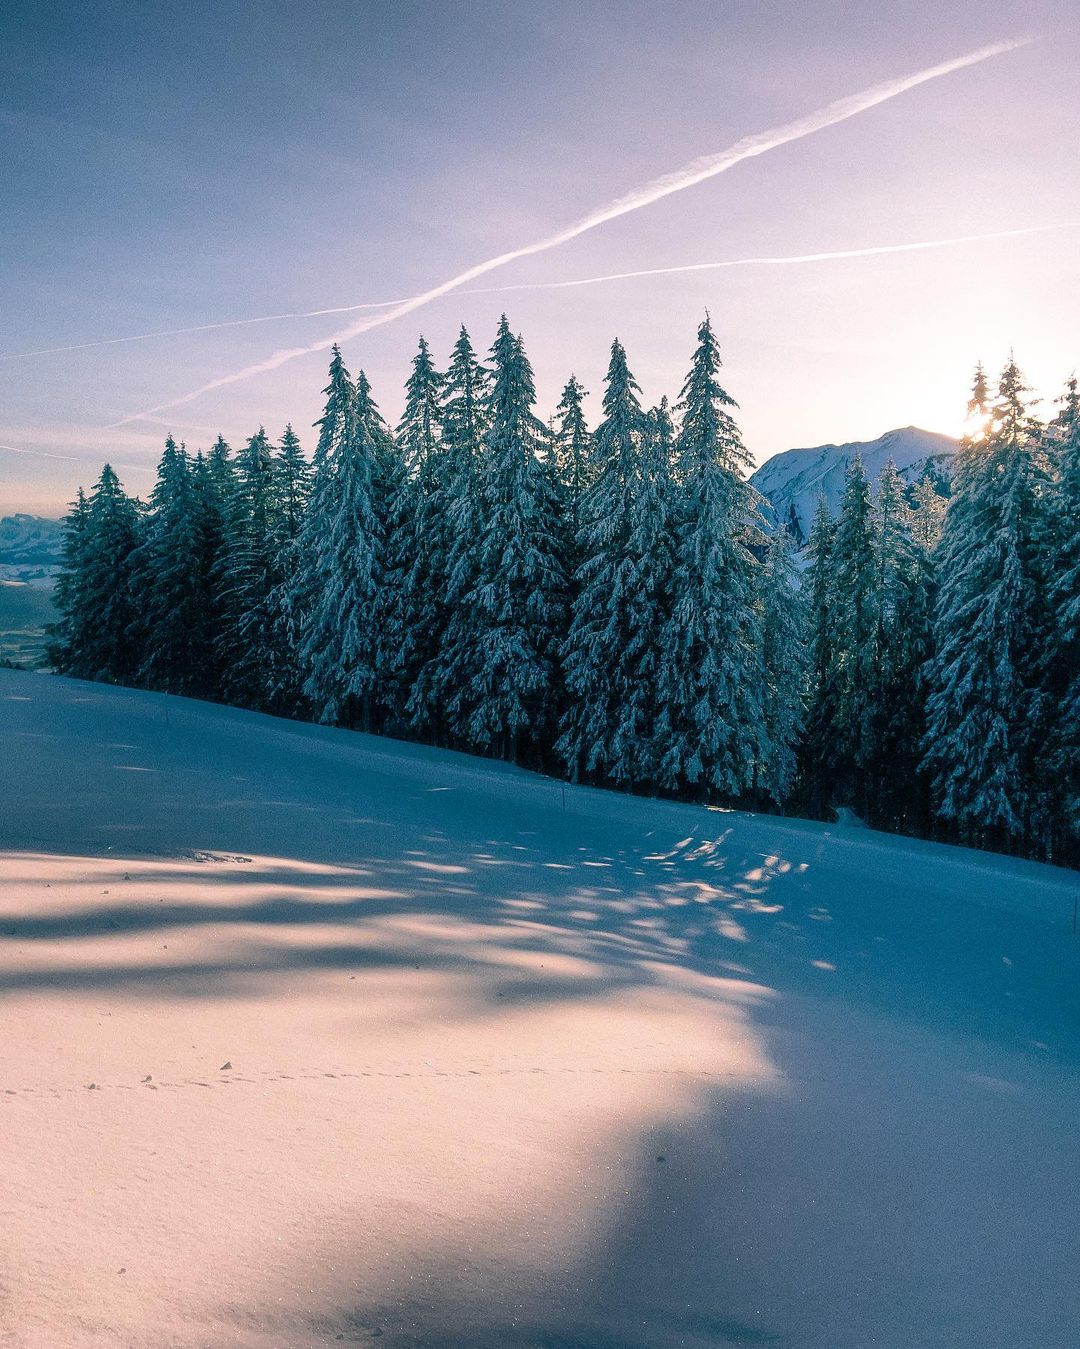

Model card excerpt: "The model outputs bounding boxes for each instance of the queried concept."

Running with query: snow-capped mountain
[0,513,64,586]
[750,427,957,545]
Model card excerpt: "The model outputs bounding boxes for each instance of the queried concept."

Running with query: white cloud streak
[3,223,1057,368]
[92,36,1031,427]
[1,442,91,464]
[468,225,1058,294]
[0,301,411,363]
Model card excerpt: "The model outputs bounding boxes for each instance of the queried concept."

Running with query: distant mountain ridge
[0,513,64,586]
[750,427,957,545]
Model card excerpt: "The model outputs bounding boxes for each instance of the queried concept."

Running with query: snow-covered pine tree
[307,376,382,725]
[421,326,492,745]
[134,437,207,696]
[798,495,839,813]
[909,471,947,552]
[1044,375,1080,855]
[758,526,807,805]
[216,427,279,709]
[50,469,142,684]
[384,337,446,735]
[190,437,235,699]
[557,339,653,786]
[967,360,991,429]
[827,455,879,814]
[656,315,766,799]
[551,375,594,551]
[869,459,933,831]
[922,360,1048,852]
[352,368,407,732]
[48,487,91,674]
[289,347,359,722]
[446,316,567,763]
[263,424,311,715]
[620,398,678,788]
[301,357,385,729]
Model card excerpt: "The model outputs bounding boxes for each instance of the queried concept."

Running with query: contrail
[0,442,90,464]
[3,223,1055,367]
[469,225,1058,295]
[98,36,1032,429]
[0,442,149,474]
[0,299,411,362]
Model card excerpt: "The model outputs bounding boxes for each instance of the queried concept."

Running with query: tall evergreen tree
[190,437,235,698]
[48,487,91,674]
[263,424,311,714]
[1045,375,1080,854]
[290,348,361,723]
[799,495,839,812]
[656,316,766,798]
[827,455,879,812]
[869,459,933,830]
[758,527,807,805]
[216,427,279,708]
[135,437,206,696]
[50,469,142,684]
[551,375,594,549]
[422,326,492,742]
[922,360,1048,851]
[445,317,567,763]
[557,340,649,785]
[303,359,385,729]
[384,337,446,734]
[909,471,947,552]
[619,398,679,787]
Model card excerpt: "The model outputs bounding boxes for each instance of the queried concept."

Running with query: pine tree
[551,375,594,548]
[557,339,649,786]
[50,469,142,684]
[352,369,407,731]
[422,326,492,743]
[445,317,567,762]
[828,455,879,812]
[799,494,838,811]
[869,459,932,831]
[135,437,206,696]
[300,357,384,729]
[758,527,806,804]
[620,398,679,787]
[1044,375,1080,854]
[48,487,91,674]
[656,316,766,799]
[190,437,235,698]
[922,359,1048,851]
[909,471,946,552]
[967,360,991,429]
[214,427,279,709]
[385,337,446,734]
[263,424,311,714]
[290,347,366,724]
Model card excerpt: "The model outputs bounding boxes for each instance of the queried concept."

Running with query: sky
[1,0,1078,515]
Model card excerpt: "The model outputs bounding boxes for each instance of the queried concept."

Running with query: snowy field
[1,668,1078,1349]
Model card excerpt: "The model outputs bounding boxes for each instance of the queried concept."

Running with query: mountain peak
[750,427,958,545]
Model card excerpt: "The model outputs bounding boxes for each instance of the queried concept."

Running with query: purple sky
[2,0,1078,515]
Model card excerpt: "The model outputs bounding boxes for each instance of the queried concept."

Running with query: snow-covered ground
[1,669,1078,1348]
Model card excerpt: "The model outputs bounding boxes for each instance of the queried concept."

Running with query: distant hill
[750,427,957,546]
[0,515,62,666]
[0,513,64,587]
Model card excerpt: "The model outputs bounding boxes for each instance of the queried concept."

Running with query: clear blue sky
[2,0,1077,513]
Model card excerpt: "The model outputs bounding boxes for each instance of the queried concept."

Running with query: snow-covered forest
[48,315,1080,866]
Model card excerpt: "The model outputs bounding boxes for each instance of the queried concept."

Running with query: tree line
[48,315,1079,866]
